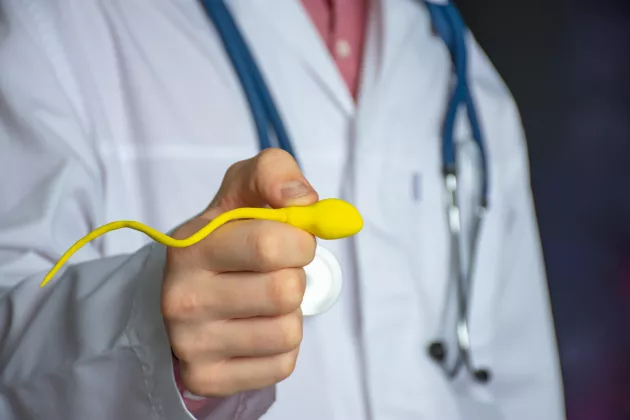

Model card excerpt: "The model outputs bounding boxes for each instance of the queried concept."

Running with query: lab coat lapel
[369,0,420,95]
[358,0,431,122]
[230,0,354,115]
[357,0,437,140]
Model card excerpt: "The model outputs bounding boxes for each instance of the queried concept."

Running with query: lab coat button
[335,39,352,58]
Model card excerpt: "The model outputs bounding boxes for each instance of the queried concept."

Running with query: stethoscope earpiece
[427,340,492,384]
[428,341,447,362]
[473,368,491,383]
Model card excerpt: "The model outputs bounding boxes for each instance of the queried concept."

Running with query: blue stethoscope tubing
[198,0,492,383]
[424,2,492,383]
[200,0,297,159]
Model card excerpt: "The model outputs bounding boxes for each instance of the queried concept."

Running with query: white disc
[301,246,342,316]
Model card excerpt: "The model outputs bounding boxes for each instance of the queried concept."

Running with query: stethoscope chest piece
[301,246,343,317]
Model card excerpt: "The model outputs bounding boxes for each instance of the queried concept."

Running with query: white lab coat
[0,0,565,419]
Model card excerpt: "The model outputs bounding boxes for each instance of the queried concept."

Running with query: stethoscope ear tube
[200,0,299,162]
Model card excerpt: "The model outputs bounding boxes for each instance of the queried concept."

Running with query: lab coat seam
[5,0,104,190]
[163,0,238,89]
[128,345,164,420]
[466,32,511,101]
[479,89,565,416]
[15,0,90,132]
[233,392,248,420]
[375,12,431,102]
[234,390,276,420]
[468,103,522,350]
[0,348,146,397]
[491,196,565,417]
[495,146,543,303]
[104,6,195,141]
[124,243,165,420]
[0,108,102,201]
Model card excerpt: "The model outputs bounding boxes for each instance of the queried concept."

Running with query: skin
[161,148,319,397]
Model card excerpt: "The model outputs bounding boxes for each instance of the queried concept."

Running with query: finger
[201,219,316,273]
[208,148,319,212]
[173,310,303,362]
[218,310,303,357]
[180,348,300,397]
[162,268,306,326]
[211,268,306,318]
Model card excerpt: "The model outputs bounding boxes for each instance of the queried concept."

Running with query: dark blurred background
[456,0,630,418]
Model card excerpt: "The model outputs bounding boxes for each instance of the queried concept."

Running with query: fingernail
[281,180,311,200]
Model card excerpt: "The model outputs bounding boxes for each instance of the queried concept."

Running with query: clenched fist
[161,149,318,397]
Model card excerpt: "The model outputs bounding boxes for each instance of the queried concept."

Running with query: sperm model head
[283,198,364,240]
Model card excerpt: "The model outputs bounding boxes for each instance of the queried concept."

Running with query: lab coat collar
[361,0,433,104]
[220,0,444,117]
[231,0,355,115]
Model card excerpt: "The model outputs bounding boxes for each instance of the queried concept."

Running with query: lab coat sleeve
[487,98,566,419]
[0,4,274,420]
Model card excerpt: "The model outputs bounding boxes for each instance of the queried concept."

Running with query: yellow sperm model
[40,198,363,287]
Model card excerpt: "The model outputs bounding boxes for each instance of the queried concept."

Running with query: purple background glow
[457,1,630,418]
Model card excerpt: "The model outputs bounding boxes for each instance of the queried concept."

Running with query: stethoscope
[198,0,492,384]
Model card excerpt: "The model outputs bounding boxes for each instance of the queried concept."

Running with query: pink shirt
[301,0,368,99]
[175,2,367,417]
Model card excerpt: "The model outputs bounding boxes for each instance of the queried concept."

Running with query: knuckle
[297,232,317,266]
[200,378,233,398]
[162,286,203,321]
[170,338,196,363]
[170,325,223,363]
[161,287,181,321]
[255,148,292,169]
[185,365,235,397]
[251,149,294,188]
[252,227,283,268]
[224,160,246,182]
[209,161,247,209]
[268,269,306,314]
[276,313,303,350]
[165,247,195,272]
[275,352,298,382]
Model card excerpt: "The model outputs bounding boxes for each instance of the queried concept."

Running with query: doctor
[0,0,565,419]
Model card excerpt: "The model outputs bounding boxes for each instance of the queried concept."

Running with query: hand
[161,148,319,397]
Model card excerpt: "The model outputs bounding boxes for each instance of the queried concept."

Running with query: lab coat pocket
[376,161,423,248]
[375,147,444,241]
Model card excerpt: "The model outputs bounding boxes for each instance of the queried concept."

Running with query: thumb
[209,148,319,212]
